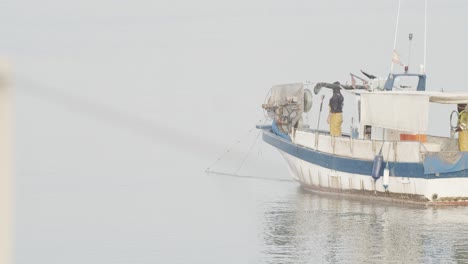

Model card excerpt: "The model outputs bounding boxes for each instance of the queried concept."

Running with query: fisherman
[456,103,468,151]
[327,87,344,136]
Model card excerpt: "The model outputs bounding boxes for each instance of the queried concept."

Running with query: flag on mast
[392,49,404,67]
[350,74,356,89]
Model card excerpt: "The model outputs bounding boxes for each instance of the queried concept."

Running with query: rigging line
[263,87,272,104]
[206,170,294,182]
[390,0,402,73]
[234,130,261,175]
[424,0,428,70]
[205,127,256,172]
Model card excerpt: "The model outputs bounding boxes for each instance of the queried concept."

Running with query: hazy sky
[2,0,467,143]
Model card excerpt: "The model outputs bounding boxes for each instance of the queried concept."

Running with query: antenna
[407,33,413,72]
[390,0,402,73]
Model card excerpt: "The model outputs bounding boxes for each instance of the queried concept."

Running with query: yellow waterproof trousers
[330,113,343,136]
[459,131,468,151]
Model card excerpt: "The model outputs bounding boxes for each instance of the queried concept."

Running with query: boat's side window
[364,125,372,140]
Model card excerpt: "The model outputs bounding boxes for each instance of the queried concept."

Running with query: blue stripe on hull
[262,130,465,179]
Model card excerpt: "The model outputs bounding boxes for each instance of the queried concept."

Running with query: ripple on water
[257,187,468,264]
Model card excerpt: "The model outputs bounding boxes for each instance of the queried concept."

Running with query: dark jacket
[329,92,344,113]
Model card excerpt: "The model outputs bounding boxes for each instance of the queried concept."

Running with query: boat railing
[296,128,462,163]
[301,128,459,151]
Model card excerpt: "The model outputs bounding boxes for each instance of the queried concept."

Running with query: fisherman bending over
[456,103,468,151]
[327,87,344,136]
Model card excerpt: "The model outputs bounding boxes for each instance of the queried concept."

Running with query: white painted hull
[279,150,468,205]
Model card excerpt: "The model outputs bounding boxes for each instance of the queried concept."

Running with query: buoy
[371,154,383,180]
[383,165,390,190]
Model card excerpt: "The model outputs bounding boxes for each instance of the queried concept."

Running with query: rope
[205,121,288,183]
[233,130,261,175]
[204,127,256,172]
[205,170,294,182]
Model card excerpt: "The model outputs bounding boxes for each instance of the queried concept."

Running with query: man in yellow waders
[456,103,468,151]
[327,88,344,136]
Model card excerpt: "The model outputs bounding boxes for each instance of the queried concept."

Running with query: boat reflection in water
[258,187,468,263]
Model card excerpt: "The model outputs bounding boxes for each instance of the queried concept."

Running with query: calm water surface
[256,187,468,263]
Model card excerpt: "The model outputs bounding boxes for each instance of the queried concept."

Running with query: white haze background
[1,0,468,263]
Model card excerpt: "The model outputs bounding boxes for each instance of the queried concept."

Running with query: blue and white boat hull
[263,129,468,205]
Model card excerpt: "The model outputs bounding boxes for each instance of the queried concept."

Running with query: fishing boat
[256,1,468,205]
[258,72,468,205]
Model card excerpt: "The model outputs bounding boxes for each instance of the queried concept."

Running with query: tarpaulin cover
[267,83,304,122]
[357,91,468,133]
[360,92,430,133]
[423,152,468,174]
[269,83,304,108]
[266,83,304,134]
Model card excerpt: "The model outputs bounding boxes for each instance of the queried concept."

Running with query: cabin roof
[352,90,468,104]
